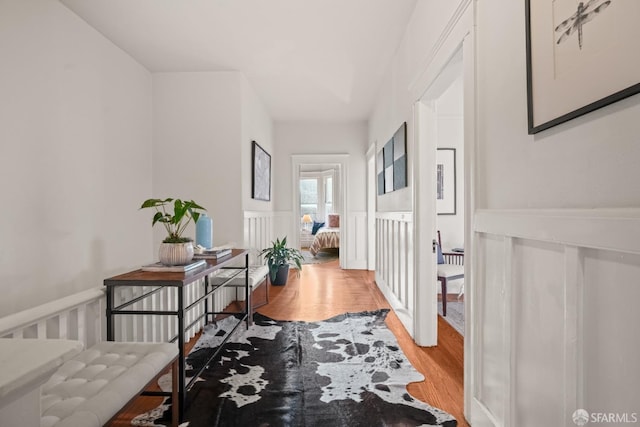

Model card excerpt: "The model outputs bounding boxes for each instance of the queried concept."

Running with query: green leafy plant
[140,198,206,243]
[260,236,304,282]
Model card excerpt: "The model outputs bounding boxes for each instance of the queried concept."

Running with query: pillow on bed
[311,221,325,235]
[327,214,340,228]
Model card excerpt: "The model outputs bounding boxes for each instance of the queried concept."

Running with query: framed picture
[252,141,271,201]
[525,0,640,134]
[383,138,394,193]
[376,122,408,195]
[376,150,385,196]
[393,122,407,191]
[436,148,456,215]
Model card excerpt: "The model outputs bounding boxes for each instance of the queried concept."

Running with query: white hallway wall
[473,0,640,423]
[273,122,368,269]
[0,0,153,317]
[241,76,276,261]
[0,3,276,317]
[371,0,640,425]
[153,72,274,257]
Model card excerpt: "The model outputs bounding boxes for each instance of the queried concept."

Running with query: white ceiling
[59,0,417,122]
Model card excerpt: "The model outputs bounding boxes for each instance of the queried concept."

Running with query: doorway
[409,3,477,422]
[291,154,349,269]
[413,47,465,346]
[298,165,338,259]
[432,58,465,334]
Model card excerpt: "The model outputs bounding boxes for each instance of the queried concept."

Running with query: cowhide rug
[133,310,457,427]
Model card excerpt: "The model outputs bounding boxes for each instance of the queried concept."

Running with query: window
[300,169,337,224]
[300,178,318,218]
[325,176,333,215]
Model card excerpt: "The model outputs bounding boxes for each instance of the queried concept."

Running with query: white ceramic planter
[158,241,194,266]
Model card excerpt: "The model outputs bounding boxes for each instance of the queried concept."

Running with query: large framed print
[392,122,407,191]
[383,139,394,194]
[526,0,640,134]
[436,148,456,215]
[376,150,385,196]
[251,141,271,201]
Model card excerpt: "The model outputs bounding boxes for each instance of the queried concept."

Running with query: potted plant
[260,237,304,285]
[140,198,206,265]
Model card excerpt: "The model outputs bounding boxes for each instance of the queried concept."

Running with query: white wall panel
[513,239,565,427]
[475,233,508,424]
[375,212,414,335]
[347,212,368,270]
[583,249,640,417]
[244,211,274,264]
[473,208,640,427]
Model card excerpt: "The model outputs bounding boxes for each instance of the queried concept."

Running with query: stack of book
[193,248,232,260]
[141,259,207,272]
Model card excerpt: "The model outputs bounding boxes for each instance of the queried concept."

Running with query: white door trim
[409,0,483,424]
[366,143,377,270]
[413,100,438,347]
[291,154,349,269]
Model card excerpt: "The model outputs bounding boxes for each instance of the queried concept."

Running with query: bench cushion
[41,341,178,427]
[211,265,269,290]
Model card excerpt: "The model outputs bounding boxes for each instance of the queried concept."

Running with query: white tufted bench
[41,341,179,427]
[211,265,270,320]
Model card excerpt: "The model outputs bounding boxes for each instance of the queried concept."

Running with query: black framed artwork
[526,0,640,134]
[251,141,271,201]
[383,138,394,193]
[392,122,407,191]
[377,150,385,196]
[376,122,408,195]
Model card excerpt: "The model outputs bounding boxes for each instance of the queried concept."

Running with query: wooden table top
[103,249,249,287]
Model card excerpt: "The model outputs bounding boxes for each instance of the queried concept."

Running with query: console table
[103,249,249,420]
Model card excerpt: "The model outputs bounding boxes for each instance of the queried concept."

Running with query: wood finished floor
[110,260,469,426]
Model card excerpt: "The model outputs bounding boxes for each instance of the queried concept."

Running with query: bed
[309,227,340,256]
[309,214,340,256]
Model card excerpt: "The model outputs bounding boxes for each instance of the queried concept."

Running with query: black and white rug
[134,310,457,427]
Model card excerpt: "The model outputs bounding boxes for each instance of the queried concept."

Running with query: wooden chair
[437,231,464,316]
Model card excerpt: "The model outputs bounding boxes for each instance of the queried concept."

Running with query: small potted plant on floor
[261,236,304,285]
[140,198,206,265]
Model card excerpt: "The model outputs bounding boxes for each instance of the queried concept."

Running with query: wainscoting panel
[583,248,640,417]
[244,210,275,265]
[375,212,414,336]
[472,209,640,427]
[347,211,368,269]
[512,239,565,427]
[474,233,509,426]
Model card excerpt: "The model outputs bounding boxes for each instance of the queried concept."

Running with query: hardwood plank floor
[110,260,469,426]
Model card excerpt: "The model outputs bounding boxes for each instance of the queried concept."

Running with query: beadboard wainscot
[375,212,414,337]
[346,211,368,270]
[243,210,276,264]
